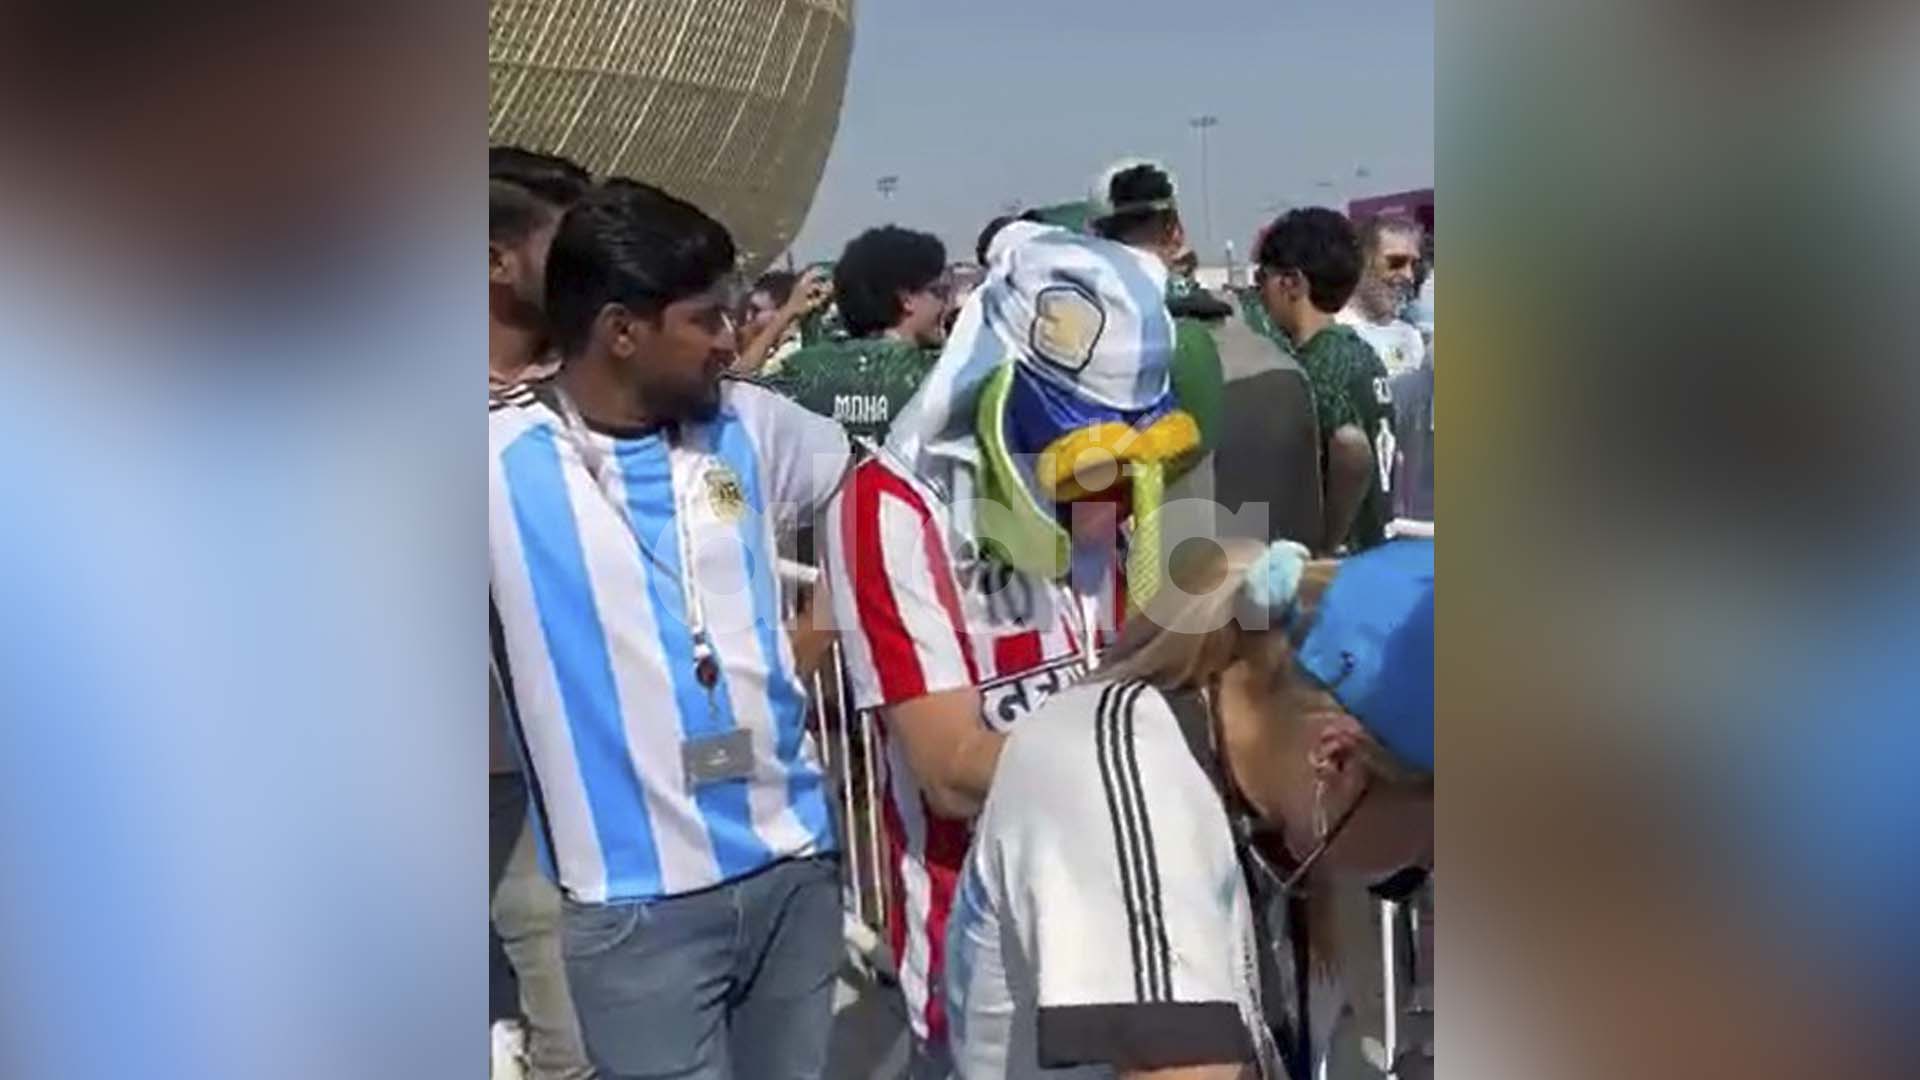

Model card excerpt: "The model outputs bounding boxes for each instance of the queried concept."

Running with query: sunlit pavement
[827,969,910,1079]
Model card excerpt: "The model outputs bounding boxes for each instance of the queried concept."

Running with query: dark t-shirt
[1295,323,1395,551]
[763,337,937,443]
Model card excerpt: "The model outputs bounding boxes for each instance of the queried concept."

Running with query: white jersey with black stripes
[945,679,1281,1079]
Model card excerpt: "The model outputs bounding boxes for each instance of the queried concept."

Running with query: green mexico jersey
[1296,323,1396,551]
[763,337,937,443]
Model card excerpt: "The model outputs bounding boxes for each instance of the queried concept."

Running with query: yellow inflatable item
[975,362,1201,611]
[1036,412,1202,502]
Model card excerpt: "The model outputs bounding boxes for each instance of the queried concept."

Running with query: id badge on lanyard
[682,729,755,786]
[555,388,758,790]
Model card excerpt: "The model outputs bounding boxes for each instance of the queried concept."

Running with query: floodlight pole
[1190,115,1219,261]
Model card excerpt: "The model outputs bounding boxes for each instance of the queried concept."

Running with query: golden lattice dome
[489,0,855,269]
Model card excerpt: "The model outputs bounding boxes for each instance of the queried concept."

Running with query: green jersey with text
[763,337,937,443]
[1296,323,1396,551]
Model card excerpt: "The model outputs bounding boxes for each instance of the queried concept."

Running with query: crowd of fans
[489,145,1435,1080]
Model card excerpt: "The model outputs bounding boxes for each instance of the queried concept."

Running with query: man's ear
[601,304,663,361]
[1306,713,1370,786]
[488,242,515,286]
[1281,269,1310,305]
[598,303,637,360]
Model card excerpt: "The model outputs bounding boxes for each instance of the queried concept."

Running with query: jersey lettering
[833,394,890,425]
[979,657,1088,731]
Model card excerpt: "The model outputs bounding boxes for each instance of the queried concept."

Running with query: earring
[1312,775,1328,843]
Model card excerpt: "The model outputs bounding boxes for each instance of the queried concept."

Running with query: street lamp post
[1189,114,1219,262]
[876,174,899,206]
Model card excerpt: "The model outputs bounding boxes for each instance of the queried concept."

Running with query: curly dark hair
[1255,208,1363,314]
[834,226,947,338]
[543,179,737,358]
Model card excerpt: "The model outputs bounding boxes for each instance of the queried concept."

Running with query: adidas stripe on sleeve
[956,681,1262,1075]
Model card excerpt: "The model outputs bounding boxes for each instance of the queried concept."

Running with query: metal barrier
[812,642,891,973]
[780,559,894,979]
[1364,889,1434,1079]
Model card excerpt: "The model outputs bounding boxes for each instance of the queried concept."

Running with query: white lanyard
[553,388,719,688]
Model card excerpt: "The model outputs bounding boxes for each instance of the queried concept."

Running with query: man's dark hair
[490,179,557,247]
[489,146,591,247]
[834,226,947,338]
[975,209,1048,266]
[1093,163,1181,246]
[751,270,798,309]
[1256,208,1363,314]
[976,215,1017,266]
[543,179,738,359]
[1356,212,1425,259]
[489,146,591,206]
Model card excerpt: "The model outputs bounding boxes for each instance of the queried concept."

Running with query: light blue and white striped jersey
[490,378,851,904]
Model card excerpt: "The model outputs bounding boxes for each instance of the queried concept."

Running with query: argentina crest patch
[703,465,747,524]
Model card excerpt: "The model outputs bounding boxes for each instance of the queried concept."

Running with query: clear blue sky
[789,0,1433,264]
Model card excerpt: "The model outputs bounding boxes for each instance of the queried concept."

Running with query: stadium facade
[489,0,855,270]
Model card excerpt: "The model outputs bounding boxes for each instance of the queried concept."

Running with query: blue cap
[1294,539,1434,772]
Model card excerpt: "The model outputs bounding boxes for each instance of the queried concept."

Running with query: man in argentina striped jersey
[490,180,852,1080]
[823,217,1206,1076]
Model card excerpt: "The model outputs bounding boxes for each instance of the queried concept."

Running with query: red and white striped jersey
[822,454,1122,1047]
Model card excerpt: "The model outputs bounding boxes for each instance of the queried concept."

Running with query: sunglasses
[1384,255,1420,272]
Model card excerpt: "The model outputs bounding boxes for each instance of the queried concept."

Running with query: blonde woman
[945,538,1434,1080]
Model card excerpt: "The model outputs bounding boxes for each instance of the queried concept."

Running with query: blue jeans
[562,855,841,1080]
